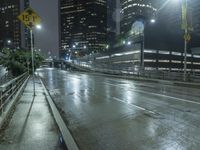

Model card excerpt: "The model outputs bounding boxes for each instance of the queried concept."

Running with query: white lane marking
[104,82,200,105]
[113,97,156,114]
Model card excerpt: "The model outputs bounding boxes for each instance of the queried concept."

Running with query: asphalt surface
[38,68,200,150]
[0,77,63,150]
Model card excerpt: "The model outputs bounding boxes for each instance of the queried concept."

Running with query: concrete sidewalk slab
[0,77,63,150]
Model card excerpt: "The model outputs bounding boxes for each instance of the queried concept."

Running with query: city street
[38,68,200,150]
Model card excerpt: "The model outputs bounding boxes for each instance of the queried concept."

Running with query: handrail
[0,72,28,115]
[0,72,26,91]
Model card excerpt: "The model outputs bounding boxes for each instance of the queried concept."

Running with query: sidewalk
[0,77,63,150]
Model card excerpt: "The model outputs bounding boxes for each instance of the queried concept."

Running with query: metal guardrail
[71,61,200,82]
[0,72,28,116]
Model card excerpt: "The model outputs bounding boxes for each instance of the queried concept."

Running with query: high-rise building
[120,0,156,36]
[21,0,31,50]
[59,0,107,59]
[107,0,117,47]
[97,0,200,72]
[0,0,21,49]
[0,0,30,50]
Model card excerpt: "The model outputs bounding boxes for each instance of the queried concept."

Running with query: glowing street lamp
[106,45,109,49]
[36,24,42,29]
[7,40,12,44]
[150,19,156,23]
[127,41,131,45]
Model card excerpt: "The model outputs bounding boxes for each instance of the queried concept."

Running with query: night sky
[30,0,59,58]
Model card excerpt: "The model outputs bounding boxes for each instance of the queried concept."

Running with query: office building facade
[21,0,31,50]
[120,0,156,36]
[97,0,200,73]
[107,0,117,47]
[59,0,107,59]
[0,0,21,49]
[0,0,30,50]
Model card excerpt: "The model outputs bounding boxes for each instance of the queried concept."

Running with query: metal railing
[0,72,28,116]
[71,61,200,82]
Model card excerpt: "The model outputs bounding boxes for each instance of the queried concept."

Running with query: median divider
[40,78,79,150]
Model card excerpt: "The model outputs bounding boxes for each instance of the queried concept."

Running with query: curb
[40,78,79,150]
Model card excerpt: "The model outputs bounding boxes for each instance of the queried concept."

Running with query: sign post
[181,0,193,81]
[18,8,41,96]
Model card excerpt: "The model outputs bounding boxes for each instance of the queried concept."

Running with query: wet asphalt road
[37,68,200,150]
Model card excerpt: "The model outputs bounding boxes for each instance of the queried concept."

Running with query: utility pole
[183,29,188,82]
[30,29,36,96]
[182,0,189,82]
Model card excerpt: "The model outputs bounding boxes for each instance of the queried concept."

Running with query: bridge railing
[71,61,200,82]
[0,72,28,116]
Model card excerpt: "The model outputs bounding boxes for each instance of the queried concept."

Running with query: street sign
[17,7,41,96]
[17,8,41,29]
[184,33,191,42]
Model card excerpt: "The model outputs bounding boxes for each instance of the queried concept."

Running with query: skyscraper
[59,0,107,59]
[120,0,156,36]
[0,0,30,50]
[93,0,200,72]
[107,0,117,47]
[21,0,31,50]
[0,0,21,49]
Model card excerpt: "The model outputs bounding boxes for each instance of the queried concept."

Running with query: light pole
[30,29,36,96]
[7,40,12,45]
[182,0,189,81]
[158,0,189,81]
[30,24,42,96]
[141,19,156,71]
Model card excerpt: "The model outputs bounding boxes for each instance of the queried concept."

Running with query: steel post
[30,29,36,96]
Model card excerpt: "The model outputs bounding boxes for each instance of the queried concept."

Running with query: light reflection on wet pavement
[37,68,200,150]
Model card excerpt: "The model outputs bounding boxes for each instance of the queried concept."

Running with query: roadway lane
[37,68,200,150]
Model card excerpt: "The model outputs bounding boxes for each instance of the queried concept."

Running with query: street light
[7,40,12,44]
[154,0,189,81]
[127,41,131,45]
[30,24,42,96]
[150,19,156,23]
[36,24,42,29]
[106,45,109,49]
